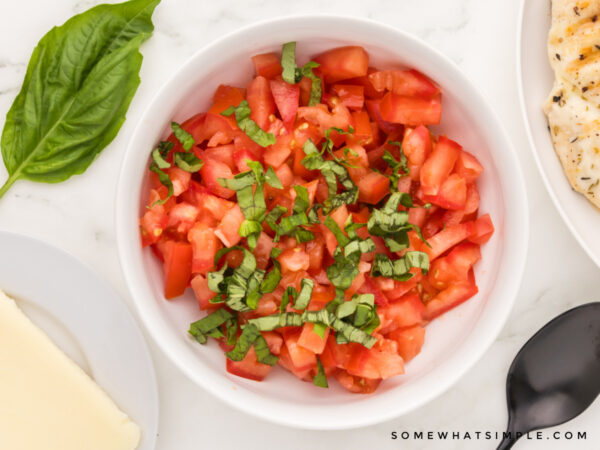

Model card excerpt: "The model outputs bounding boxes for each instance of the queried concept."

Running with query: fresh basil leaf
[253,332,278,366]
[265,205,288,235]
[0,0,160,200]
[301,139,358,212]
[294,227,315,243]
[280,287,296,313]
[151,147,170,169]
[370,251,430,281]
[148,165,173,206]
[226,324,260,361]
[207,263,229,293]
[260,260,281,294]
[189,308,234,344]
[238,219,263,239]
[281,42,298,84]
[312,322,327,339]
[270,247,283,259]
[299,61,322,106]
[225,318,238,346]
[221,100,276,147]
[174,152,203,172]
[313,357,329,388]
[382,146,409,191]
[265,165,283,189]
[292,185,310,214]
[324,216,350,247]
[327,248,359,290]
[171,121,195,151]
[294,279,314,310]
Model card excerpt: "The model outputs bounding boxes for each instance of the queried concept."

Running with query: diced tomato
[283,330,317,371]
[468,214,494,244]
[408,206,427,228]
[167,167,191,196]
[200,157,235,199]
[369,69,440,98]
[424,271,478,320]
[314,46,369,83]
[251,52,282,79]
[378,292,425,334]
[264,133,293,169]
[140,190,168,246]
[332,84,364,110]
[182,183,234,221]
[297,102,352,134]
[426,173,467,210]
[464,184,480,215]
[380,92,442,126]
[208,85,245,126]
[215,204,244,248]
[403,125,432,166]
[420,136,461,196]
[424,221,475,261]
[389,325,426,362]
[233,148,259,173]
[226,346,273,381]
[162,241,193,299]
[278,342,313,381]
[167,202,200,235]
[191,274,217,310]
[275,162,294,188]
[196,112,237,143]
[335,370,381,393]
[357,275,389,306]
[278,247,310,273]
[357,171,390,204]
[347,338,404,379]
[270,79,300,128]
[263,331,284,355]
[348,110,373,146]
[428,242,481,290]
[365,99,403,135]
[385,271,422,301]
[455,150,483,183]
[246,76,276,131]
[188,222,222,274]
[253,232,274,270]
[298,323,330,354]
[204,144,235,170]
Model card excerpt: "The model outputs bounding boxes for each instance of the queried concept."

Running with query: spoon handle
[496,435,517,450]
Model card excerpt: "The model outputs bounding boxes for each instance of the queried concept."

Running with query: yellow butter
[0,290,140,450]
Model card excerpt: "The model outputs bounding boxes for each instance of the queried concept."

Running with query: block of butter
[0,290,141,450]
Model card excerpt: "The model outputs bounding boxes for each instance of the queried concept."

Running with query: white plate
[518,0,600,267]
[0,231,158,449]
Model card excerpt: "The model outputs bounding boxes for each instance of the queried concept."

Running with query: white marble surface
[0,0,598,448]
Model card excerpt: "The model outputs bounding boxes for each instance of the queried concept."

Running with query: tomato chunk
[469,213,495,244]
[369,69,440,98]
[270,79,300,128]
[420,136,461,196]
[314,46,369,83]
[251,52,282,79]
[162,241,193,299]
[226,347,273,381]
[246,75,276,131]
[298,323,330,354]
[389,325,426,362]
[379,92,442,126]
[424,221,475,261]
[357,171,390,204]
[200,157,235,199]
[188,222,222,274]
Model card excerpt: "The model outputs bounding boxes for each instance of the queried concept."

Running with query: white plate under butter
[0,231,158,449]
[518,0,600,267]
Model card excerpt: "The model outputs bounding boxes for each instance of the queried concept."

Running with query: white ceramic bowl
[116,15,528,429]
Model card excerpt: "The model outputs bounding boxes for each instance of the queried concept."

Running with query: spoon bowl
[498,302,600,449]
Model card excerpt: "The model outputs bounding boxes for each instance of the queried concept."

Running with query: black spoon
[497,302,600,449]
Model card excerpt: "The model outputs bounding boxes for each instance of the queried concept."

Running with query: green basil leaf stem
[313,357,329,388]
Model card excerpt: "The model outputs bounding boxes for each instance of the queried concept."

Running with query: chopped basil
[313,357,329,388]
[265,166,283,189]
[294,279,314,310]
[302,139,358,212]
[260,259,281,293]
[174,152,203,172]
[151,147,170,170]
[383,141,409,190]
[370,251,430,281]
[280,42,322,106]
[324,216,350,247]
[267,185,314,242]
[148,164,173,207]
[327,248,359,290]
[222,100,276,147]
[218,162,282,250]
[225,323,277,365]
[189,308,234,344]
[171,122,195,151]
[281,42,298,84]
[148,141,175,207]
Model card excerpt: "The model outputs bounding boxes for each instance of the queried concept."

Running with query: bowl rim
[516,0,600,268]
[116,13,529,429]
